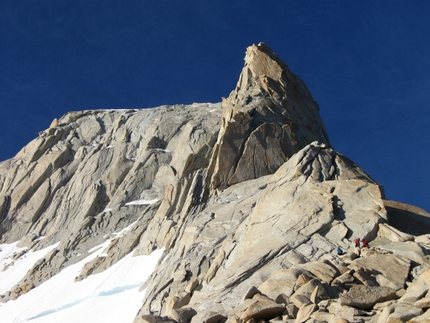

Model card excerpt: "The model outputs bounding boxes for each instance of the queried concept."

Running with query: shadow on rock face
[384,200,430,236]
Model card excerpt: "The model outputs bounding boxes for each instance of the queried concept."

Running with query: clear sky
[1,1,429,211]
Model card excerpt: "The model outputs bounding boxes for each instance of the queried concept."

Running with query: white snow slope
[0,239,164,323]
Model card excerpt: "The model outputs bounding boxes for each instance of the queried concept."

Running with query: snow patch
[87,239,112,254]
[125,199,158,206]
[0,246,164,323]
[0,242,60,294]
[112,221,137,237]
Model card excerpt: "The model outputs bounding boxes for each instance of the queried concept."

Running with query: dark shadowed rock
[384,200,430,236]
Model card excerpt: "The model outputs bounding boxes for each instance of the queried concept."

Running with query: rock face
[0,103,222,287]
[1,43,430,323]
[209,42,330,190]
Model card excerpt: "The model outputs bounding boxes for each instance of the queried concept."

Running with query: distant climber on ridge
[362,239,369,248]
[355,238,360,248]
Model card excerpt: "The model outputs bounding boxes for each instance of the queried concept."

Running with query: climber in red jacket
[355,238,360,248]
[362,239,369,248]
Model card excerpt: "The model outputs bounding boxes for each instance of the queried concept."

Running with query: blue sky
[1,1,429,211]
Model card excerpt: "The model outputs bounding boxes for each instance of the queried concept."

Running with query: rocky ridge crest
[1,43,430,323]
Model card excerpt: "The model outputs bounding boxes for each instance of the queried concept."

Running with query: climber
[362,239,369,248]
[355,238,360,248]
[337,247,343,255]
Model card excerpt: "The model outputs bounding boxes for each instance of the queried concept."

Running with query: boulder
[332,270,355,286]
[285,303,299,319]
[349,253,411,290]
[258,267,313,299]
[168,307,197,323]
[190,311,225,323]
[290,279,328,306]
[384,199,430,236]
[294,273,315,291]
[415,234,430,245]
[373,300,396,311]
[165,291,192,310]
[339,285,397,310]
[338,250,359,265]
[407,309,430,323]
[238,294,286,322]
[383,302,423,323]
[351,267,379,286]
[328,302,355,322]
[415,297,430,309]
[295,303,318,323]
[241,286,261,301]
[324,222,349,243]
[377,223,415,243]
[399,267,430,303]
[290,294,312,308]
[299,260,340,284]
[310,311,336,323]
[411,263,430,281]
[379,241,426,264]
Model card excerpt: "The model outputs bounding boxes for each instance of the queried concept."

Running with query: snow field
[0,241,60,294]
[0,240,164,323]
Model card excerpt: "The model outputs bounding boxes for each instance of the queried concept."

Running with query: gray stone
[349,254,411,290]
[339,285,397,310]
[377,223,415,243]
[290,294,312,308]
[384,302,423,322]
[332,270,355,286]
[299,260,340,285]
[295,303,318,323]
[352,267,379,287]
[238,296,286,322]
[407,308,430,323]
[190,311,225,323]
[380,241,427,264]
[310,311,336,323]
[290,279,328,306]
[286,303,299,319]
[168,307,197,323]
[414,297,430,309]
[327,302,355,322]
[399,267,430,303]
[258,267,313,299]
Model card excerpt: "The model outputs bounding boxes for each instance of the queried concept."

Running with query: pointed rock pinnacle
[209,42,331,190]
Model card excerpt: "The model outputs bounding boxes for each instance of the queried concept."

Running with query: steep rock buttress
[209,42,330,191]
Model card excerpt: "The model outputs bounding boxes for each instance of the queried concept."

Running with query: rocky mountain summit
[1,43,430,323]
